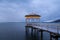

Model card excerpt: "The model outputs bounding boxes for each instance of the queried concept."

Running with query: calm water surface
[0,22,60,40]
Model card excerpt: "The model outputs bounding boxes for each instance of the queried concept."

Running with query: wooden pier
[25,23,60,40]
[25,13,60,40]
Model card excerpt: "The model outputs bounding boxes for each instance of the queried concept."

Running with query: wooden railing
[26,23,60,34]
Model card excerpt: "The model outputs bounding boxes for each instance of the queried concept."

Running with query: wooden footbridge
[25,13,60,40]
[25,23,60,40]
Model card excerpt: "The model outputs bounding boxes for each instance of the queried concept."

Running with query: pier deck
[25,23,60,40]
[26,23,60,34]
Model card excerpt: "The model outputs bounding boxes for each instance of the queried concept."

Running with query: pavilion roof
[25,13,41,17]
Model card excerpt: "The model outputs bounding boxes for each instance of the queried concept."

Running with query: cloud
[0,1,28,22]
[28,0,60,21]
[0,0,60,22]
[29,0,58,14]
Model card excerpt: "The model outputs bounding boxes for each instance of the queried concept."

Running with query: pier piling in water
[40,30,43,40]
[50,32,60,40]
[25,13,60,40]
[25,24,60,40]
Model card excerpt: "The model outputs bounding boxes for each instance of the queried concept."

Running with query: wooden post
[25,27,29,34]
[50,32,52,40]
[36,29,39,40]
[25,26,29,40]
[34,28,37,39]
[31,27,33,40]
[50,33,58,40]
[31,27,33,36]
[34,28,37,35]
[34,29,39,40]
[55,36,58,40]
[40,30,43,40]
[55,37,58,40]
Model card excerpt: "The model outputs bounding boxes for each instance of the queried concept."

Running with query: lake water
[0,22,60,40]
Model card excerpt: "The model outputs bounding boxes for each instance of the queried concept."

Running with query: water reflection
[25,27,39,40]
[25,31,38,40]
[25,26,60,40]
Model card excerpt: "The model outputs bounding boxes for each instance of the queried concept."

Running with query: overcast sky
[0,0,60,22]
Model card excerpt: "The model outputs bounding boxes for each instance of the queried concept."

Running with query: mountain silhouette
[43,19,60,23]
[53,19,60,22]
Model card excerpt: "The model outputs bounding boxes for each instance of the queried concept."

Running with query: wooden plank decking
[25,23,60,40]
[26,23,60,35]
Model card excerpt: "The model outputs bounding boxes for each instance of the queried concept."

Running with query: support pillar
[40,30,43,40]
[50,33,58,40]
[31,27,34,40]
[32,28,37,40]
[55,37,58,40]
[31,27,33,36]
[25,26,29,40]
[50,32,52,40]
[36,29,39,40]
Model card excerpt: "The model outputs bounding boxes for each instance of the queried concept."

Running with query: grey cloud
[27,0,60,21]
[0,2,28,22]
[0,0,60,22]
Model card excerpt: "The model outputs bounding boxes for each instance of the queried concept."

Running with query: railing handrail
[26,23,60,34]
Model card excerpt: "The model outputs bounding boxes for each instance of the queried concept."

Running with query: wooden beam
[40,30,43,40]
